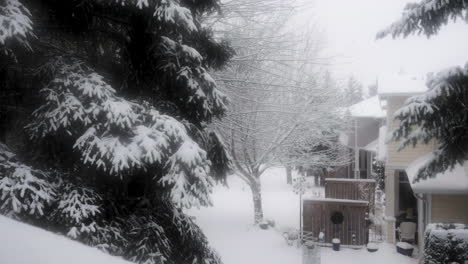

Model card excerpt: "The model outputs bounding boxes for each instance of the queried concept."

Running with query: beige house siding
[383,95,468,246]
[384,96,434,244]
[386,96,434,167]
[431,195,468,224]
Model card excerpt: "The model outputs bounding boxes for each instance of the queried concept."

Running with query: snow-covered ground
[189,167,418,264]
[0,215,131,264]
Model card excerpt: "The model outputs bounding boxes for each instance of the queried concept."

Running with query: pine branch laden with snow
[392,64,468,182]
[126,214,171,264]
[0,0,33,50]
[85,202,221,264]
[377,0,468,39]
[159,36,228,121]
[168,206,222,264]
[91,219,128,255]
[155,0,197,32]
[28,58,214,208]
[161,138,213,208]
[0,151,56,217]
[53,183,103,239]
[111,0,197,32]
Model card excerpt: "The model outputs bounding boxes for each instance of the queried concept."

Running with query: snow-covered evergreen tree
[368,82,378,97]
[378,0,468,182]
[344,76,364,106]
[0,0,232,263]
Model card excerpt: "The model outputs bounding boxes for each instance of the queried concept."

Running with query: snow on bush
[28,58,214,208]
[424,223,468,264]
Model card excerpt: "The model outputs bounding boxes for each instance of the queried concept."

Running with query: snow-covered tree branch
[379,0,468,183]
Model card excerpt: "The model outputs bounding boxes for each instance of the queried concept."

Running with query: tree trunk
[321,168,328,187]
[249,180,264,224]
[286,166,292,185]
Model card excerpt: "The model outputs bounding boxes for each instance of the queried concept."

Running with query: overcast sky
[294,0,468,88]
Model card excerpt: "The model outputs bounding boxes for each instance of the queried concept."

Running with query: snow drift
[0,215,132,264]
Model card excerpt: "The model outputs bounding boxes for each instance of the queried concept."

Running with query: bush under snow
[424,223,468,264]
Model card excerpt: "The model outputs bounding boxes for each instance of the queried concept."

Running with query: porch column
[384,168,397,243]
[354,119,359,179]
[417,196,425,252]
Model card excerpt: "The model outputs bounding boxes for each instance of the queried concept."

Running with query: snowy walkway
[189,167,418,264]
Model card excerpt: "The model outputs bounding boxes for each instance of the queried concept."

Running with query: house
[378,74,468,251]
[333,96,386,179]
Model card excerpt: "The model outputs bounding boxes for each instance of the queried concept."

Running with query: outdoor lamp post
[293,176,307,247]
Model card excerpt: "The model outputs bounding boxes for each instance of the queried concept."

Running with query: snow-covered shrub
[424,223,468,264]
[0,145,56,218]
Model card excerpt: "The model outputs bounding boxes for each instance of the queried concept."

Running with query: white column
[354,119,360,179]
[417,196,424,251]
[385,168,397,243]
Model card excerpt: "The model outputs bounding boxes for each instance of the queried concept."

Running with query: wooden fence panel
[303,199,369,246]
[324,178,375,212]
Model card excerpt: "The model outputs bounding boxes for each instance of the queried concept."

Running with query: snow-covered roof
[406,153,468,194]
[0,216,132,264]
[363,139,378,153]
[348,96,386,119]
[378,74,427,97]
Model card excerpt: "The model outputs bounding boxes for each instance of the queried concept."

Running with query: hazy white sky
[295,0,468,87]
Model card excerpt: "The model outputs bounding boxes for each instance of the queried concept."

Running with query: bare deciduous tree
[210,3,345,223]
